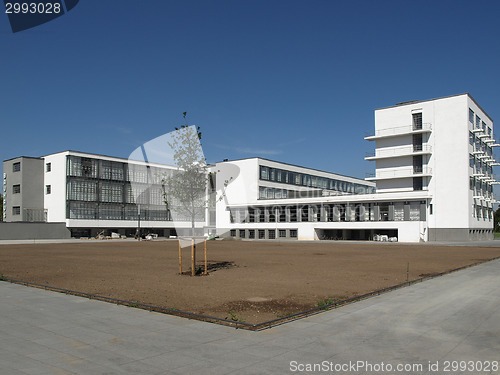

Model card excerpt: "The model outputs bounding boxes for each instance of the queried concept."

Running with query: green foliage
[494,207,500,232]
[317,297,334,310]
[162,115,208,236]
[226,309,243,322]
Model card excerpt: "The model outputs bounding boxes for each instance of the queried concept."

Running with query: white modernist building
[2,94,497,241]
[215,93,497,242]
[3,150,211,238]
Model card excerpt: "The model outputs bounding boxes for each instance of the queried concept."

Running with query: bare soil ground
[1,240,500,324]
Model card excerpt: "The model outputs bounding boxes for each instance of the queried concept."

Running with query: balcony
[365,144,432,160]
[365,123,432,140]
[365,166,432,181]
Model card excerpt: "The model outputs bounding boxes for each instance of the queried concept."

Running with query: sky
[1,0,500,184]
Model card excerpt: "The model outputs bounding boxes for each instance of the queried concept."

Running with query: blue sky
[1,0,500,183]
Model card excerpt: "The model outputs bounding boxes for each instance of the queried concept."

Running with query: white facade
[3,94,496,242]
[216,94,496,242]
[3,150,209,238]
[366,94,496,240]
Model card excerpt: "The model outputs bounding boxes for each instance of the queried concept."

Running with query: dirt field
[1,240,500,324]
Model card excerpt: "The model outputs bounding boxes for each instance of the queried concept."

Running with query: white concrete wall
[372,94,492,234]
[420,95,465,229]
[43,152,68,222]
[214,159,259,233]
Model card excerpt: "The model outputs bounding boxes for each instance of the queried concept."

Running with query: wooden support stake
[191,239,195,277]
[178,240,182,275]
[204,240,207,275]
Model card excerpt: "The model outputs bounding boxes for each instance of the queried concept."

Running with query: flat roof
[375,93,493,123]
[44,150,177,167]
[3,150,176,169]
[3,156,43,163]
[216,157,374,185]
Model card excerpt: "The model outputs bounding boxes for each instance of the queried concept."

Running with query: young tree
[162,115,208,275]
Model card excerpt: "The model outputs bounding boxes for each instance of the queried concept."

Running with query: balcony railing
[366,166,432,180]
[365,144,432,159]
[365,123,432,139]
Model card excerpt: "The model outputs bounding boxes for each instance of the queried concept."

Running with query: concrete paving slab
[1,258,499,374]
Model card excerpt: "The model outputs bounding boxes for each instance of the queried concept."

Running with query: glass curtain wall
[66,156,182,221]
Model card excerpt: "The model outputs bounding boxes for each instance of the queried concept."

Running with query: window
[279,229,286,238]
[268,207,276,222]
[258,166,374,195]
[100,182,123,203]
[429,204,433,215]
[267,188,274,199]
[301,205,309,222]
[12,206,20,215]
[268,230,276,239]
[230,230,236,237]
[259,208,265,222]
[469,108,474,123]
[46,163,51,172]
[98,204,123,220]
[394,203,404,221]
[469,131,474,145]
[289,229,298,238]
[413,155,423,173]
[409,202,420,221]
[260,166,269,180]
[259,187,266,199]
[68,201,97,219]
[67,156,98,178]
[258,229,265,239]
[46,185,51,195]
[248,229,255,239]
[247,208,255,223]
[469,154,474,169]
[476,115,481,130]
[412,113,423,130]
[279,207,286,222]
[239,229,245,238]
[379,203,389,221]
[13,162,20,172]
[13,184,20,194]
[67,180,98,201]
[276,170,282,182]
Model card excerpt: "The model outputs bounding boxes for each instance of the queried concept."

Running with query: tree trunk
[191,215,196,276]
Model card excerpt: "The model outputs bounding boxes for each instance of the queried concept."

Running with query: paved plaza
[1,256,499,374]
